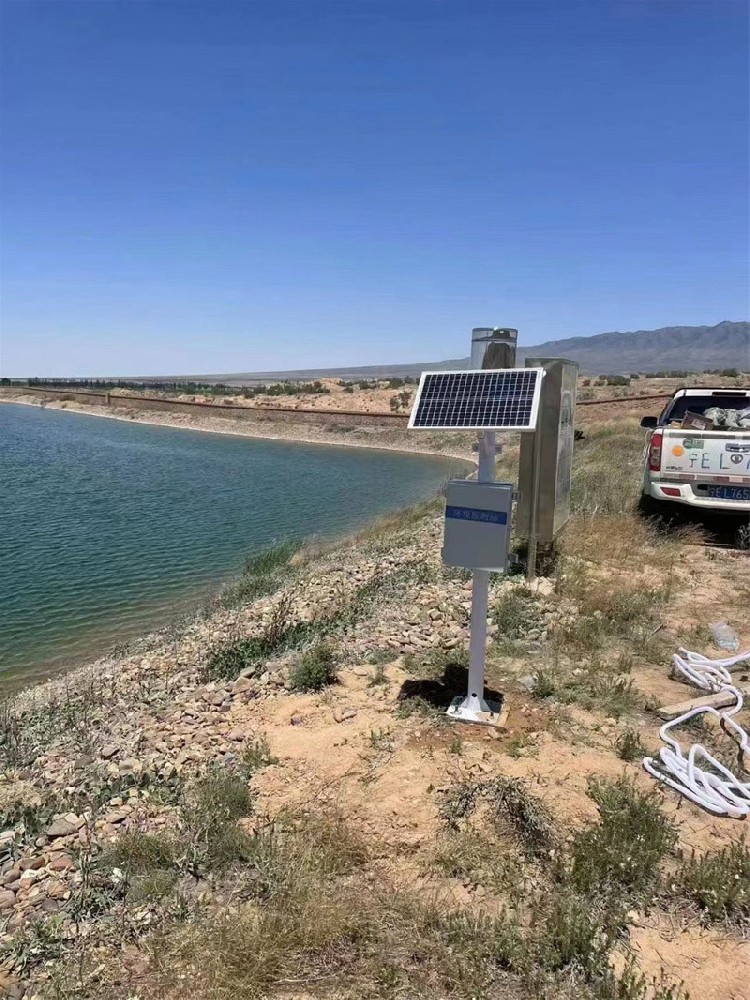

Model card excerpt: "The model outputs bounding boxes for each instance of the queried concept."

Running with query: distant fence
[577,392,671,407]
[0,384,672,427]
[0,385,409,428]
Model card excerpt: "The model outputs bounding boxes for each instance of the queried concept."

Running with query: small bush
[200,594,311,682]
[243,541,297,577]
[569,776,677,903]
[490,777,556,859]
[441,776,555,860]
[289,642,338,692]
[675,839,750,925]
[368,662,388,686]
[242,735,277,774]
[200,635,261,682]
[104,830,178,875]
[432,828,526,896]
[535,887,612,974]
[532,654,640,719]
[219,541,297,608]
[181,766,255,871]
[534,669,557,698]
[492,587,546,649]
[616,727,646,761]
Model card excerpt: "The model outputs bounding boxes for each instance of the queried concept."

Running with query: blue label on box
[445,506,508,525]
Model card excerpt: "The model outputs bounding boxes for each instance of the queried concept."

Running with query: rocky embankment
[0,505,575,996]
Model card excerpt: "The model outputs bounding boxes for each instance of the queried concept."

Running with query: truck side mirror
[640,416,658,428]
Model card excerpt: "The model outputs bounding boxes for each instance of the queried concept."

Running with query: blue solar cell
[408,369,543,431]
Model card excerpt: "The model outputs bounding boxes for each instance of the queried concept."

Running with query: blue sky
[1,0,747,377]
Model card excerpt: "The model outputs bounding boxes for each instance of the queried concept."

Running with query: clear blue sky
[1,0,747,377]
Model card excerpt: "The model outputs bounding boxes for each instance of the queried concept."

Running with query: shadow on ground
[398,661,503,710]
[639,502,749,549]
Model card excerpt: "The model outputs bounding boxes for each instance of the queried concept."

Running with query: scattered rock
[101,745,119,760]
[46,818,79,838]
[45,879,70,900]
[47,855,74,873]
[0,889,16,911]
[119,758,141,775]
[333,708,357,723]
[232,677,253,695]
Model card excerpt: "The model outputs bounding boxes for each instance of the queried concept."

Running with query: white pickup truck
[640,387,750,516]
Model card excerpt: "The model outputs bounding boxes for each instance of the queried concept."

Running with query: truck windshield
[662,394,750,423]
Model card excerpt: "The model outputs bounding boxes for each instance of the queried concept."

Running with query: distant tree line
[1,377,240,393]
[1,374,419,393]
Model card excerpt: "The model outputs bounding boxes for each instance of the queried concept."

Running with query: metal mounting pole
[447,328,514,726]
[526,429,542,581]
[448,429,502,723]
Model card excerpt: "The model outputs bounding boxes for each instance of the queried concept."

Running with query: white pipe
[643,647,750,819]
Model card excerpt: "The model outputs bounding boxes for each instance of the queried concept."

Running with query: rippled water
[0,405,466,680]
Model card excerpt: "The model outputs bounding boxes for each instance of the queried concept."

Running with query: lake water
[0,404,466,681]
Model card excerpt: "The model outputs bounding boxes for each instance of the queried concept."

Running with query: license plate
[705,485,750,501]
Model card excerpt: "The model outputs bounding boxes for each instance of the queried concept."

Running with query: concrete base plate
[447,696,507,728]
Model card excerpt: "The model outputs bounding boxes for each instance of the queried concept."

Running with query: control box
[442,480,514,573]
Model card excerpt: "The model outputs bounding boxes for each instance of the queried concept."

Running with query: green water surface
[0,405,466,680]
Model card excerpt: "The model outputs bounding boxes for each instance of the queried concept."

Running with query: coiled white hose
[642,647,750,819]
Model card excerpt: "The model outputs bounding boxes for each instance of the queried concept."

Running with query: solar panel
[408,368,544,431]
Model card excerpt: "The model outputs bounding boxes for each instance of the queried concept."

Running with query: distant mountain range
[209,320,748,382]
[515,321,749,375]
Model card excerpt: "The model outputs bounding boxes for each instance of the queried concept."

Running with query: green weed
[569,776,677,904]
[616,727,647,762]
[674,839,750,926]
[288,642,338,692]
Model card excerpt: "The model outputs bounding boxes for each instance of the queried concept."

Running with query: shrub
[219,541,297,608]
[200,594,309,682]
[243,541,297,577]
[675,839,750,925]
[535,887,612,974]
[289,642,338,692]
[441,776,555,860]
[104,830,178,875]
[181,766,255,871]
[569,776,676,903]
[492,587,545,648]
[242,735,277,773]
[616,727,646,761]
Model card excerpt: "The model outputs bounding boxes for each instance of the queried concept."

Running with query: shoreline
[0,394,476,463]
[1,396,474,695]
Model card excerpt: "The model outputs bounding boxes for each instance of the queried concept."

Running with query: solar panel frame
[408,368,544,431]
